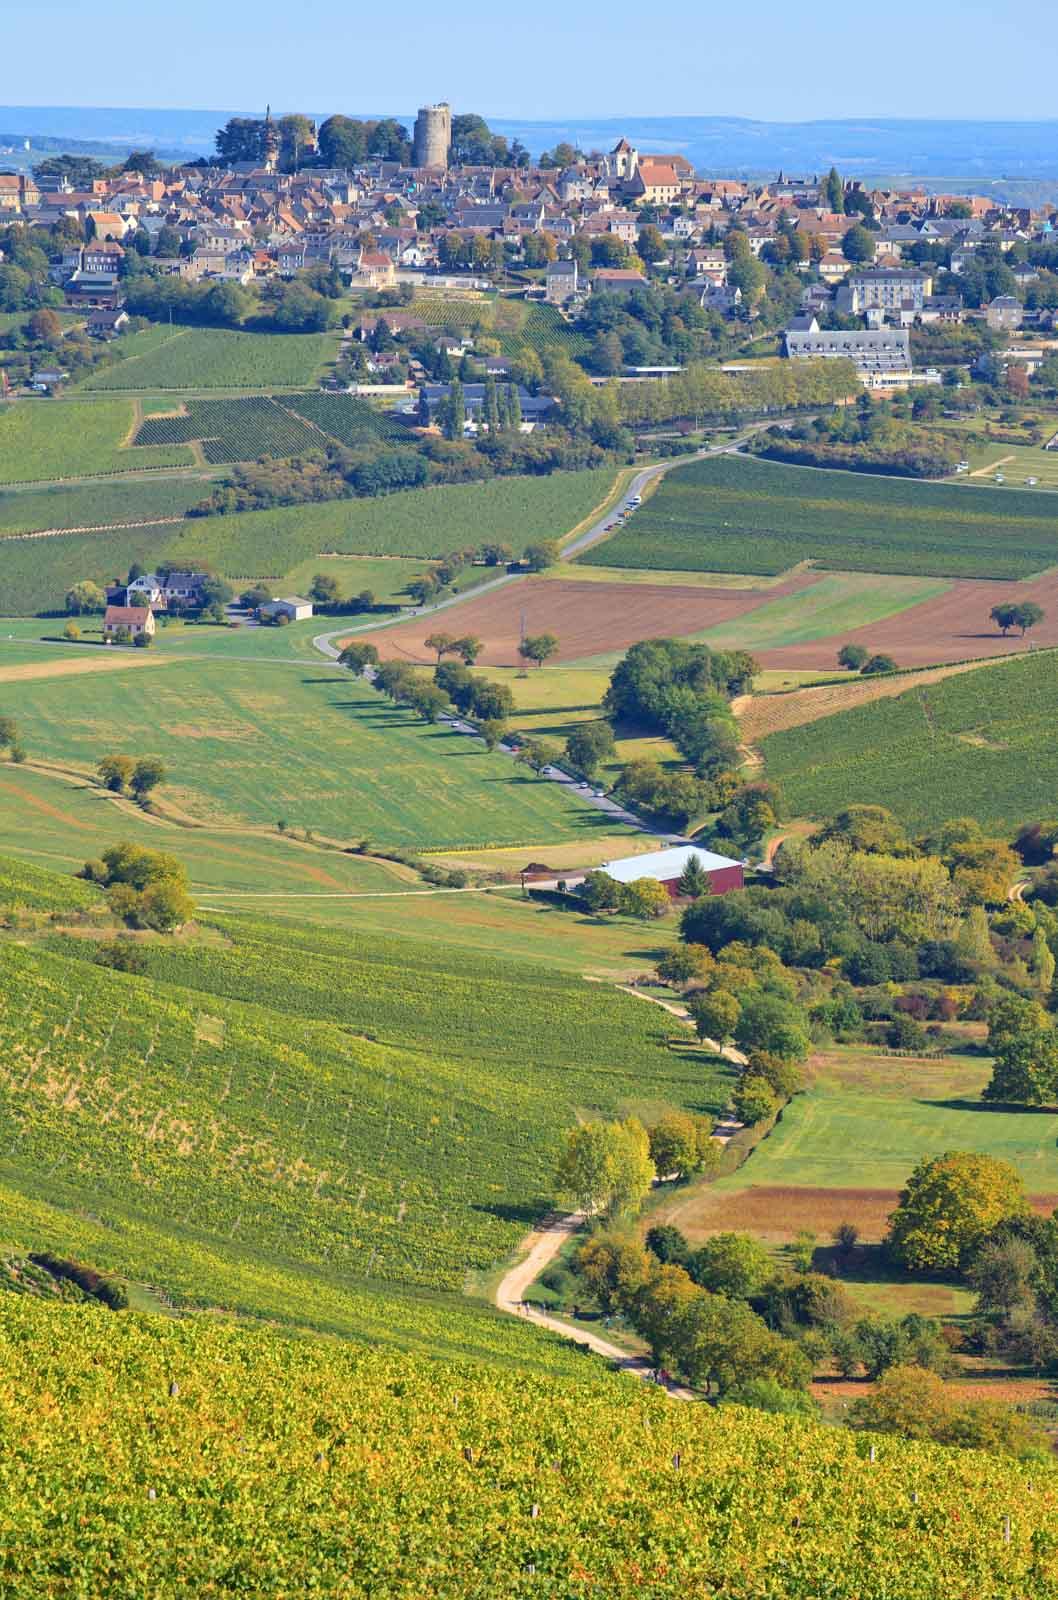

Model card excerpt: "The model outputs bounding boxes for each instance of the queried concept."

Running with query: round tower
[412,103,451,169]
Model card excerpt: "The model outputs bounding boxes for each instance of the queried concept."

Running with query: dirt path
[615,983,748,1066]
[494,1212,695,1399]
[969,453,1015,479]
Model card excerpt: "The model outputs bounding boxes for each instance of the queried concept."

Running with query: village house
[103,604,156,642]
[545,257,578,305]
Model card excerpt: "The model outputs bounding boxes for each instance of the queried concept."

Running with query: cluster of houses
[98,570,313,641]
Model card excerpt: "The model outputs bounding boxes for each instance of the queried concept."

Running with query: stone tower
[412,103,452,169]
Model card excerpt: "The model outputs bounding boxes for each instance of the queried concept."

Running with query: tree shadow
[471,1198,545,1228]
[919,1097,1058,1115]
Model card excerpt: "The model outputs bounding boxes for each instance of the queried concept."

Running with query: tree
[860,654,897,675]
[97,755,134,793]
[733,992,810,1063]
[338,642,379,675]
[648,1113,706,1182]
[688,989,741,1047]
[690,1233,772,1299]
[842,225,876,263]
[1032,925,1056,993]
[985,995,1058,1106]
[732,1076,780,1125]
[407,682,449,723]
[824,166,845,214]
[645,1223,691,1267]
[555,1117,655,1216]
[676,854,710,898]
[518,632,559,670]
[515,737,563,774]
[580,870,623,914]
[524,540,560,572]
[991,603,1020,635]
[620,878,671,920]
[887,1151,1030,1272]
[837,643,869,671]
[424,631,458,664]
[28,308,61,343]
[137,877,195,932]
[308,574,341,608]
[130,756,166,802]
[454,635,483,665]
[564,720,615,778]
[1014,602,1045,636]
[65,580,106,615]
[574,1231,653,1314]
[637,225,666,265]
[479,718,507,752]
[445,378,465,440]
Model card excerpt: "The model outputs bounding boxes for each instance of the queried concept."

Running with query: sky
[6,0,1058,121]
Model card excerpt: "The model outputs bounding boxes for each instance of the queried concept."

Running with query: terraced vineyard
[134,396,323,463]
[761,650,1058,830]
[583,454,1058,579]
[2,1298,1054,1598]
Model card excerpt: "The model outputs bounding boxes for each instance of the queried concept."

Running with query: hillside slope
[1,1297,1053,1599]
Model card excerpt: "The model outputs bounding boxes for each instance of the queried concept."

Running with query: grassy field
[694,572,950,651]
[407,295,591,358]
[82,326,342,390]
[962,440,1058,491]
[0,655,632,849]
[0,399,195,484]
[580,454,1058,579]
[761,649,1058,831]
[0,762,416,894]
[0,468,619,613]
[0,475,213,537]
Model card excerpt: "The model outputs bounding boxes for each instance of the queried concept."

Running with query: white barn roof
[600,845,742,884]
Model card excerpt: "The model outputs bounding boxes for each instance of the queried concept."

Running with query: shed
[599,845,743,898]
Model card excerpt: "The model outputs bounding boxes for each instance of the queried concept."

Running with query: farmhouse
[103,604,156,642]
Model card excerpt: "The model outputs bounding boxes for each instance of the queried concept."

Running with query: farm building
[258,596,313,623]
[598,845,744,898]
[526,845,744,897]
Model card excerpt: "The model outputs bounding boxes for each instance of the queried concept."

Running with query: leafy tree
[732,1075,780,1125]
[848,1364,1048,1459]
[515,737,563,774]
[645,1223,691,1267]
[574,1231,653,1314]
[887,1151,1029,1271]
[454,635,483,665]
[137,877,195,932]
[637,226,666,264]
[824,166,845,214]
[860,653,897,675]
[688,989,741,1047]
[338,642,379,675]
[656,944,711,986]
[837,643,869,670]
[407,682,449,723]
[842,225,876,263]
[969,1235,1039,1319]
[518,632,559,670]
[820,805,910,857]
[733,992,810,1063]
[308,574,341,608]
[130,757,166,801]
[1033,925,1056,993]
[97,755,134,793]
[647,1113,706,1182]
[580,870,623,914]
[690,1233,772,1299]
[620,878,671,920]
[479,717,507,752]
[984,995,1058,1105]
[564,720,615,778]
[555,1117,655,1217]
[524,540,561,572]
[424,631,458,664]
[1015,601,1045,636]
[65,580,106,615]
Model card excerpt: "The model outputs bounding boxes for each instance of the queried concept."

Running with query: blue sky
[7,0,1058,120]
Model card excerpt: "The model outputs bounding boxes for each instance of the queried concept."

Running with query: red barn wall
[661,863,744,898]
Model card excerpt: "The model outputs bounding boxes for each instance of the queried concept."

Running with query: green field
[408,295,590,358]
[82,326,341,390]
[717,1051,1058,1198]
[0,467,617,613]
[0,399,195,484]
[696,572,951,651]
[1,1298,1049,1599]
[581,455,1058,579]
[0,475,212,537]
[1,655,630,848]
[761,650,1058,831]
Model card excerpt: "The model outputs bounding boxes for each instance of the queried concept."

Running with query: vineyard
[0,468,619,613]
[134,396,324,463]
[83,326,341,390]
[0,476,211,539]
[761,649,1058,830]
[282,390,408,447]
[2,1298,1055,1598]
[0,398,195,484]
[581,454,1058,580]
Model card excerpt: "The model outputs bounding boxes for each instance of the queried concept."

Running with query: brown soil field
[758,572,1058,670]
[735,661,988,744]
[366,575,818,668]
[655,1183,1058,1246]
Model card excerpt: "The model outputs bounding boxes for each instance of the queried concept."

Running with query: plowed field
[758,572,1058,669]
[369,575,817,668]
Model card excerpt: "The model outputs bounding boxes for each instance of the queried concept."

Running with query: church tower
[262,105,280,172]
